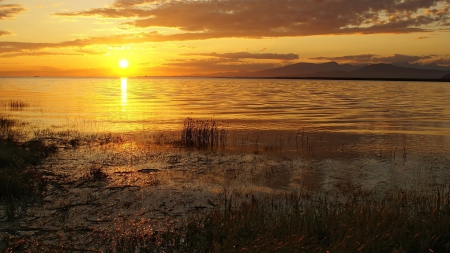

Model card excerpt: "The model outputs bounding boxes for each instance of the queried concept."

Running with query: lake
[1,77,450,190]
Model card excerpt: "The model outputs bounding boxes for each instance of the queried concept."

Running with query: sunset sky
[1,0,449,77]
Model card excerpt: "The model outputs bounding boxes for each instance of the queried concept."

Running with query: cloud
[0,34,141,54]
[0,31,257,55]
[309,54,435,64]
[56,0,450,40]
[0,30,11,36]
[76,49,106,55]
[112,0,160,8]
[178,45,196,49]
[57,8,150,18]
[414,36,430,39]
[0,66,113,77]
[310,54,376,63]
[430,58,450,65]
[0,51,83,58]
[185,52,299,61]
[159,58,281,73]
[0,2,25,20]
[372,54,434,63]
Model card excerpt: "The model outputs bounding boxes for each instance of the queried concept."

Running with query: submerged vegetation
[1,114,450,252]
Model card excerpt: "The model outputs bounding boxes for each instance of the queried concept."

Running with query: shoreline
[2,115,450,251]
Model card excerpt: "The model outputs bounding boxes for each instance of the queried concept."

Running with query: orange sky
[1,0,449,77]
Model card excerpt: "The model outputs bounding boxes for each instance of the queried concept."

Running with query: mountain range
[206,62,450,80]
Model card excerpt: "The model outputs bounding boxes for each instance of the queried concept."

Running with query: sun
[119,59,129,69]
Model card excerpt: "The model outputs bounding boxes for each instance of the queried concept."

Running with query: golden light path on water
[121,77,127,109]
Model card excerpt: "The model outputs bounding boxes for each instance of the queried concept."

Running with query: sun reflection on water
[121,77,127,109]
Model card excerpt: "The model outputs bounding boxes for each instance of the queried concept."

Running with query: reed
[0,116,57,220]
[181,117,227,151]
[106,186,450,253]
[8,100,29,111]
[0,116,18,140]
[0,117,16,129]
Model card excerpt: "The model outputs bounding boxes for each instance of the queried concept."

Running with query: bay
[1,77,450,134]
[1,77,450,190]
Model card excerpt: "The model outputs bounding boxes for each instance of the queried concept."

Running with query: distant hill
[225,62,450,80]
[248,61,363,77]
[339,63,450,79]
[392,62,450,72]
[441,73,450,80]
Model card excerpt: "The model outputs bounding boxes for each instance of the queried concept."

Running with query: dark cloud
[56,0,450,39]
[185,52,299,60]
[414,36,430,39]
[0,30,11,36]
[309,54,435,64]
[0,3,25,20]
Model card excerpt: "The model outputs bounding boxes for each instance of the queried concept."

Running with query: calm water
[2,77,450,189]
[1,77,450,134]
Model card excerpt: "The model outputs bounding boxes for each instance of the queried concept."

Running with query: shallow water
[1,77,450,190]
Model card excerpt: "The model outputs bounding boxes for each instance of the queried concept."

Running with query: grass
[3,186,450,252]
[0,117,20,140]
[0,116,57,220]
[1,100,29,111]
[181,117,227,151]
[9,100,29,111]
[108,187,450,253]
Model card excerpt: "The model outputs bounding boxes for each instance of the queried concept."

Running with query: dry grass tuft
[181,117,227,151]
[7,100,29,111]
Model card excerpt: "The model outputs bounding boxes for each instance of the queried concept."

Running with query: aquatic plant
[8,100,29,111]
[181,117,227,151]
